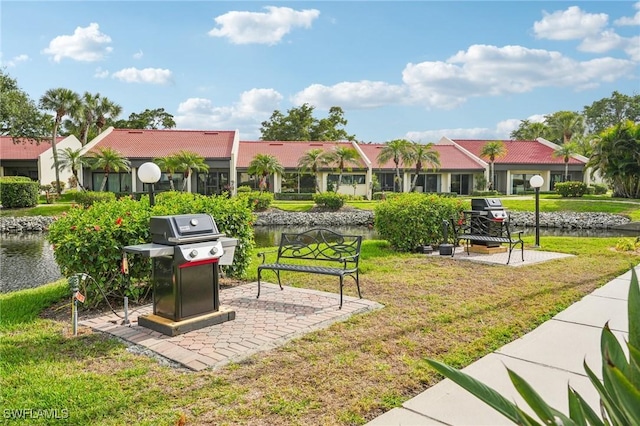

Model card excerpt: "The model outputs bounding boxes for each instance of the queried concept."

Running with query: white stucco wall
[38,135,82,189]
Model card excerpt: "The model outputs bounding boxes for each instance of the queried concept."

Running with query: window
[92,172,132,192]
[327,174,365,185]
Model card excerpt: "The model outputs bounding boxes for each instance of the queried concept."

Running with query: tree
[0,70,52,142]
[39,88,81,194]
[173,151,209,191]
[583,91,640,135]
[480,141,507,190]
[88,147,131,192]
[377,139,413,192]
[587,120,640,199]
[110,108,175,129]
[153,155,180,191]
[510,120,550,140]
[65,92,123,144]
[260,103,355,141]
[298,148,330,193]
[544,111,585,145]
[552,142,578,182]
[247,154,284,192]
[406,142,441,192]
[94,96,122,134]
[324,146,360,191]
[56,147,89,190]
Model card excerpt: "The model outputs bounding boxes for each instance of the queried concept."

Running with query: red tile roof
[87,129,236,159]
[237,141,366,169]
[452,139,585,165]
[357,143,484,171]
[0,136,58,160]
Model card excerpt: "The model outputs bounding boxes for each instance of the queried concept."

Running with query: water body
[2,226,637,293]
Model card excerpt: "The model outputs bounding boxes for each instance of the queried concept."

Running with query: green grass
[2,236,638,425]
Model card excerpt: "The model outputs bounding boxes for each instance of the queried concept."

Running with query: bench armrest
[257,248,279,263]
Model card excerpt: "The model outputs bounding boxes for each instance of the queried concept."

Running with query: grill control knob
[190,218,199,226]
[209,246,218,255]
[189,249,198,258]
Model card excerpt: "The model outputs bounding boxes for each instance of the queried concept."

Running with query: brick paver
[80,282,383,371]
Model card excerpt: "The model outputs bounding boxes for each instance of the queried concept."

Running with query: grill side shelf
[123,243,175,258]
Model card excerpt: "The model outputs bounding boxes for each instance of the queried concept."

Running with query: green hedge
[374,193,466,252]
[47,192,255,307]
[274,192,315,201]
[72,191,117,207]
[555,181,588,197]
[0,177,39,208]
[237,190,274,211]
[313,192,346,210]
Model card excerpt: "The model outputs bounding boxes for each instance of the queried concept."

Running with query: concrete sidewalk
[366,263,639,425]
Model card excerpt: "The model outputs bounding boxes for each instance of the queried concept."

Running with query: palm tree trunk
[100,172,108,192]
[564,160,569,182]
[182,171,190,191]
[168,173,175,191]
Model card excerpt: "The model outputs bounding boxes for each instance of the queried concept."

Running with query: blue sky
[2,1,639,142]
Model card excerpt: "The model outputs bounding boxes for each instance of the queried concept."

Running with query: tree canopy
[0,69,52,142]
[260,104,355,141]
[109,108,176,130]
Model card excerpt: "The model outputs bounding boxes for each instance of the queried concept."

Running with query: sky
[1,1,639,143]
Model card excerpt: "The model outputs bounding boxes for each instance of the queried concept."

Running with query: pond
[2,225,637,293]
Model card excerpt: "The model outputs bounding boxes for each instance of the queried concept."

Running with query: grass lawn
[2,236,639,425]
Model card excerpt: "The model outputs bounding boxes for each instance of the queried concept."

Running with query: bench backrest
[276,228,362,265]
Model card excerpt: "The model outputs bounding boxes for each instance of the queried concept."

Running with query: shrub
[47,193,255,308]
[73,191,116,207]
[236,185,252,193]
[374,193,466,251]
[237,190,273,211]
[591,183,608,195]
[555,181,588,197]
[372,192,387,201]
[313,192,346,210]
[0,177,40,208]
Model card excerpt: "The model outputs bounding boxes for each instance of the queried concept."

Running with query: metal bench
[449,213,524,264]
[256,228,362,309]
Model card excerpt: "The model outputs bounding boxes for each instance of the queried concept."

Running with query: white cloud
[94,67,109,78]
[579,30,626,53]
[291,81,407,109]
[624,35,640,61]
[4,54,29,67]
[533,6,608,40]
[208,6,320,45]
[111,67,173,84]
[614,1,640,26]
[407,114,549,142]
[174,88,283,138]
[133,50,144,59]
[42,23,112,62]
[401,44,637,109]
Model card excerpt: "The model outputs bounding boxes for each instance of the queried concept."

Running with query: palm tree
[545,111,585,145]
[39,88,81,194]
[173,150,209,191]
[552,142,577,182]
[376,139,412,192]
[89,147,131,192]
[94,96,122,134]
[325,146,361,191]
[406,142,441,192]
[247,154,284,192]
[56,147,89,190]
[297,148,330,193]
[153,155,179,191]
[479,141,507,190]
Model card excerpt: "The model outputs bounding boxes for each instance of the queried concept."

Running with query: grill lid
[150,214,224,245]
[471,198,504,210]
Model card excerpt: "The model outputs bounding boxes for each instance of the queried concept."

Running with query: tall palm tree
[153,155,180,191]
[247,154,284,192]
[39,88,81,194]
[406,142,441,192]
[89,147,131,192]
[479,141,507,190]
[545,111,585,145]
[56,147,89,190]
[376,139,412,192]
[552,142,577,182]
[94,96,122,134]
[325,146,361,191]
[173,150,209,191]
[297,148,330,193]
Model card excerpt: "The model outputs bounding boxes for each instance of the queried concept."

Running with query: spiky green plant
[427,266,640,425]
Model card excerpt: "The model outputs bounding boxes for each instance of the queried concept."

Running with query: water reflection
[1,234,61,293]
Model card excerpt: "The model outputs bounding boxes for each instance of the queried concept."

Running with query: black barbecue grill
[124,213,237,335]
[468,198,509,247]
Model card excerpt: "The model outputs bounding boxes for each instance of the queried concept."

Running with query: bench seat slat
[259,263,358,276]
